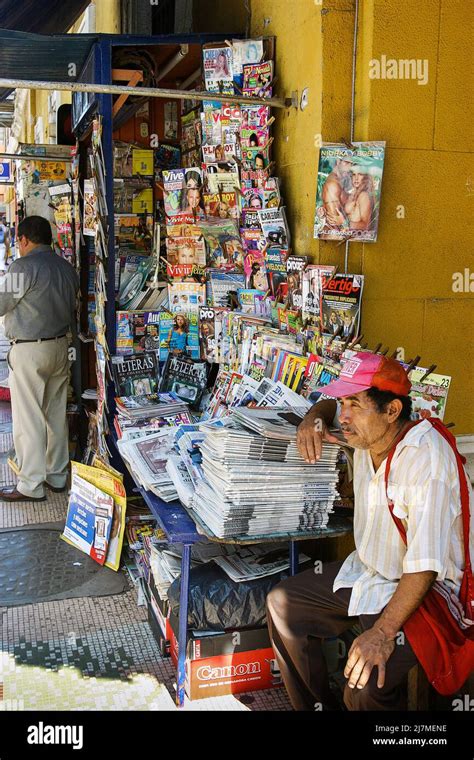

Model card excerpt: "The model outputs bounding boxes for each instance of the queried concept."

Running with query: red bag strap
[384,418,472,572]
[384,421,420,546]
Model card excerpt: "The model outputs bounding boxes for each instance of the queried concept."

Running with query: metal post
[0,78,289,109]
[177,543,192,707]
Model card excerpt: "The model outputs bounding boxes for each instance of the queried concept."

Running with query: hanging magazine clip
[445,422,456,429]
[405,355,421,372]
[340,137,357,151]
[418,364,437,382]
[234,185,245,198]
[348,333,363,348]
[264,116,276,129]
[264,161,276,175]
[373,343,382,353]
[231,154,243,167]
[261,136,274,152]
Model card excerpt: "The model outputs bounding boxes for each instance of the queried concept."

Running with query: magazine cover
[203,191,239,220]
[408,368,451,421]
[62,474,114,566]
[111,352,160,396]
[200,218,245,271]
[258,208,290,249]
[205,164,240,194]
[240,127,269,151]
[117,256,156,309]
[163,167,203,221]
[244,249,269,290]
[165,236,206,278]
[199,306,229,363]
[159,311,200,361]
[116,310,161,354]
[237,289,271,318]
[202,142,235,165]
[160,354,209,408]
[83,179,97,237]
[203,46,234,94]
[321,273,364,340]
[313,142,386,242]
[206,270,246,307]
[168,281,206,314]
[114,214,153,252]
[302,265,336,329]
[231,39,263,86]
[286,255,307,312]
[265,247,287,299]
[242,61,273,97]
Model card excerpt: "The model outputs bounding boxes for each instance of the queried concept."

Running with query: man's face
[338,391,390,449]
[18,234,29,256]
[338,159,354,175]
[343,315,352,326]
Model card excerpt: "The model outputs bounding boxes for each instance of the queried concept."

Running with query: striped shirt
[333,420,474,616]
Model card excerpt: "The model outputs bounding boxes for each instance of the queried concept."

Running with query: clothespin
[373,343,382,353]
[348,333,363,348]
[418,364,437,382]
[405,355,421,372]
[264,161,276,175]
[263,289,271,301]
[224,39,233,48]
[445,422,455,429]
[261,136,274,152]
[264,116,275,129]
[156,182,166,194]
[231,154,243,167]
[340,136,356,151]
[381,347,390,356]
[390,349,399,358]
[234,184,245,199]
[360,341,368,349]
[233,82,244,96]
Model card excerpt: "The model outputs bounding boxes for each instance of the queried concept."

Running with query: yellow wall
[240,0,474,433]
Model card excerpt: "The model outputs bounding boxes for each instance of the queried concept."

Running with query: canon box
[168,613,281,700]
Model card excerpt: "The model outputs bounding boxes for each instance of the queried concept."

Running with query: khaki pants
[266,560,418,711]
[7,337,70,498]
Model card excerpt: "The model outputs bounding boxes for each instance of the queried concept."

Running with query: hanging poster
[313,142,386,242]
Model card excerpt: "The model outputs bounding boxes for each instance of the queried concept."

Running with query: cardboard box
[168,614,281,700]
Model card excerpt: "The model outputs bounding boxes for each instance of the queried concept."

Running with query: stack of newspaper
[114,392,192,440]
[117,428,179,501]
[190,409,341,539]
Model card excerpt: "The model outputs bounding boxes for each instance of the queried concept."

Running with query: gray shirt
[0,245,80,340]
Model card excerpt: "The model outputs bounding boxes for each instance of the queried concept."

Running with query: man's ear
[387,398,403,423]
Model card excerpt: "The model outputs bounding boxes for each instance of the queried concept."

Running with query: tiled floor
[0,344,292,712]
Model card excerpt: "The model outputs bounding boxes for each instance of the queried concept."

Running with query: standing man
[0,216,79,502]
[266,352,473,710]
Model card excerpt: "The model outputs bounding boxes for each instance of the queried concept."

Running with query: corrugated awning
[0,29,98,100]
[0,0,90,35]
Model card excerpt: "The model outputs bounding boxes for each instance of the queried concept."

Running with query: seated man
[266,352,473,710]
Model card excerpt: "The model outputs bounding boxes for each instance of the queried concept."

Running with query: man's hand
[296,413,340,463]
[344,627,395,690]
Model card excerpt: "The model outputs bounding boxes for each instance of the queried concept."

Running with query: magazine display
[111,352,160,396]
[321,273,364,341]
[313,142,386,242]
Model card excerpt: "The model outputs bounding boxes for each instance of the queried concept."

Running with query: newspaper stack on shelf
[117,428,179,502]
[114,392,193,440]
[190,408,341,539]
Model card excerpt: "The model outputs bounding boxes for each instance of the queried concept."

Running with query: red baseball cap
[318,352,412,398]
